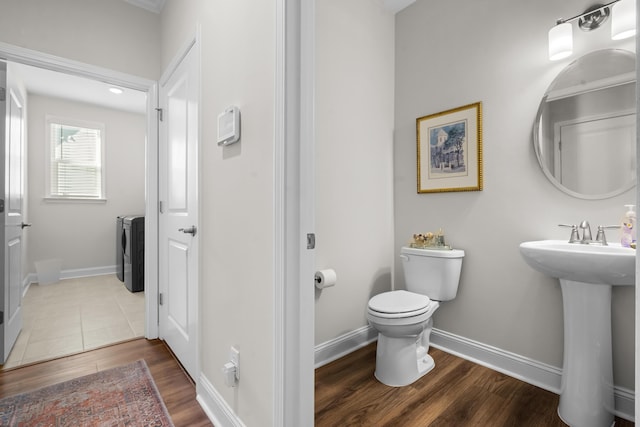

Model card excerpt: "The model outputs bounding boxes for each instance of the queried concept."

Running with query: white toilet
[367,246,464,387]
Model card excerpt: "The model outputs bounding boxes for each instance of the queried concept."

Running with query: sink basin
[519,239,635,286]
[519,239,636,427]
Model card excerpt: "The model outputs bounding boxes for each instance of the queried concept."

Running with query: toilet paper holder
[314,269,337,289]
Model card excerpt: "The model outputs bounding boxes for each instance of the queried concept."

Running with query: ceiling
[12,63,147,114]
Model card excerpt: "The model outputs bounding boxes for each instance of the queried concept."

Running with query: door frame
[275,0,315,425]
[0,41,160,339]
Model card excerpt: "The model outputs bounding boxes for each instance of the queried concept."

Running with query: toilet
[367,246,464,387]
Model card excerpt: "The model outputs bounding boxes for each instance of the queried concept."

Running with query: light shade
[611,0,636,40]
[549,23,573,61]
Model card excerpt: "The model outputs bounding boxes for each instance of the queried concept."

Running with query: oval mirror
[534,49,636,199]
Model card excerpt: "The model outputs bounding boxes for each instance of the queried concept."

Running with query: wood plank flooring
[0,338,212,427]
[315,342,635,427]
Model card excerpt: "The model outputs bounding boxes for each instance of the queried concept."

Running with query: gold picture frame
[416,102,483,193]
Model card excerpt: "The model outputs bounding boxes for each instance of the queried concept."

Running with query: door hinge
[159,293,164,306]
[0,87,5,102]
[306,233,316,250]
[0,311,3,325]
[159,201,164,214]
[155,107,163,122]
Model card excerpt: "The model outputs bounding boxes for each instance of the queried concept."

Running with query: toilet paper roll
[315,269,337,289]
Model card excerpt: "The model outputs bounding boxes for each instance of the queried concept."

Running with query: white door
[0,62,26,363]
[158,42,199,379]
[556,113,636,194]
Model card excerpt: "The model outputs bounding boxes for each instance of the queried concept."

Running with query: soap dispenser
[621,204,636,248]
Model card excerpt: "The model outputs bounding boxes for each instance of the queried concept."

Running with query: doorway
[0,44,158,367]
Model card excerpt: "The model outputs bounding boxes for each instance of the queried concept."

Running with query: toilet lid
[368,290,431,314]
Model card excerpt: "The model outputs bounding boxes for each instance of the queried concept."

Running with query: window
[46,116,105,200]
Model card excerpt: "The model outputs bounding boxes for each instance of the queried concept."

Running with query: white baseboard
[430,328,562,393]
[314,325,377,368]
[59,265,117,280]
[430,329,634,422]
[25,265,118,290]
[313,326,635,422]
[196,373,246,427]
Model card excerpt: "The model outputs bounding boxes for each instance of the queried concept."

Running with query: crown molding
[123,0,166,14]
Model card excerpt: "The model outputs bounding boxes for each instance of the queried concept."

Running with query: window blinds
[49,123,103,198]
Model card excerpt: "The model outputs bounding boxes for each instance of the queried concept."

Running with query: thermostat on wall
[217,106,241,146]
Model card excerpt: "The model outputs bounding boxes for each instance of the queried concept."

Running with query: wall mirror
[534,49,636,199]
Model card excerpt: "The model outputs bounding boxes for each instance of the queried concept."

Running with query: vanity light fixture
[548,0,636,61]
[109,87,124,95]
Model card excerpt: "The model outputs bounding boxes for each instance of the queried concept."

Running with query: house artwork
[429,121,467,175]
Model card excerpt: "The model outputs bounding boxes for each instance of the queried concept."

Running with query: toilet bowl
[367,246,464,387]
[367,290,440,386]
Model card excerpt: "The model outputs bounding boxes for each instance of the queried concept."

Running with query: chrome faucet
[579,220,592,243]
[559,221,619,245]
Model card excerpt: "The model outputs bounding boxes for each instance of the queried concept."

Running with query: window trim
[45,115,106,201]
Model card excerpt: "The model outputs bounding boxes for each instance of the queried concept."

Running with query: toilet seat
[368,290,432,319]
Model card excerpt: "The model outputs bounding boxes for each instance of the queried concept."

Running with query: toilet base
[374,334,435,387]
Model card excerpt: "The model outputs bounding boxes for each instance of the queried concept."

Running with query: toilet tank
[400,246,464,301]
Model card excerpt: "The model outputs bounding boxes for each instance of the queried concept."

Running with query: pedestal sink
[519,240,635,427]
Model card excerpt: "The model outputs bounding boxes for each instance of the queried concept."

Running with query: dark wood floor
[0,338,213,427]
[316,342,635,427]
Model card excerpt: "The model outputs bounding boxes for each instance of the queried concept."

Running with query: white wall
[27,94,145,272]
[0,0,161,80]
[314,0,395,345]
[161,1,276,425]
[395,0,635,390]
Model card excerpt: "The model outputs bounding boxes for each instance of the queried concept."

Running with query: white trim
[144,82,159,339]
[25,265,119,290]
[123,0,165,14]
[313,327,635,422]
[314,325,377,368]
[273,0,286,424]
[44,115,107,200]
[158,36,196,87]
[0,42,158,340]
[0,42,154,92]
[275,0,315,426]
[430,328,635,422]
[431,328,562,393]
[196,373,247,427]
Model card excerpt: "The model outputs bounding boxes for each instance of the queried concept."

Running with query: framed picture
[416,102,483,193]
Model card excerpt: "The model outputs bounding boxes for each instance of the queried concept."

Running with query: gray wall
[161,1,277,425]
[394,0,635,389]
[314,0,395,345]
[27,94,146,273]
[0,0,161,80]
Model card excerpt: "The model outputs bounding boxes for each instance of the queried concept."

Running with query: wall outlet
[230,346,240,380]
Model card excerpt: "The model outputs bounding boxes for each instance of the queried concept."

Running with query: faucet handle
[595,225,621,246]
[558,224,580,243]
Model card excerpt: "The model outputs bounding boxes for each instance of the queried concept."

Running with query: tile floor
[2,274,145,369]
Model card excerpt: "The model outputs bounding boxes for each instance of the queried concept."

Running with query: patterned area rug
[0,360,174,426]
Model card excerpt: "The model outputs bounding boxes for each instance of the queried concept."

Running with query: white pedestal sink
[519,240,635,427]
